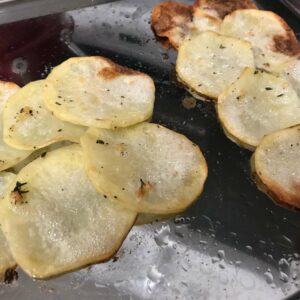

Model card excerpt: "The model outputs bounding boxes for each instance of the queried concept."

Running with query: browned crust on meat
[151,2,192,48]
[98,58,141,80]
[251,156,300,211]
[272,17,300,57]
[193,0,257,19]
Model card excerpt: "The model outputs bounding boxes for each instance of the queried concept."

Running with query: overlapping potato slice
[3,80,86,151]
[44,56,155,129]
[0,81,32,171]
[217,68,300,150]
[0,145,136,278]
[252,125,300,209]
[221,9,300,72]
[151,0,256,49]
[278,58,300,98]
[176,31,254,99]
[0,172,17,279]
[10,141,73,174]
[81,123,208,214]
[193,0,256,19]
[151,2,194,49]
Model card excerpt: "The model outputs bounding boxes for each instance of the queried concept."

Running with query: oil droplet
[264,270,274,284]
[279,271,289,283]
[174,216,185,225]
[281,235,293,246]
[147,265,163,282]
[217,250,225,260]
[11,57,28,75]
[219,262,226,269]
[211,257,219,264]
[292,272,298,280]
[154,225,170,247]
[246,245,252,251]
[278,258,290,273]
[146,265,164,293]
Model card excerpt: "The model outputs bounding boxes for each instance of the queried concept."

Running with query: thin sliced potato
[217,68,300,150]
[3,80,86,150]
[151,0,256,49]
[193,0,256,19]
[190,10,220,38]
[279,58,300,98]
[252,125,300,209]
[176,31,254,99]
[44,57,155,129]
[0,172,17,279]
[10,141,73,174]
[0,81,32,171]
[0,145,136,279]
[221,9,300,72]
[81,123,208,214]
[151,2,193,49]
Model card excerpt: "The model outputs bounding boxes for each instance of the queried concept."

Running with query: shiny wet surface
[1,0,300,299]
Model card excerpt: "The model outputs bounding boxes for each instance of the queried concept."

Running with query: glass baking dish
[0,0,300,299]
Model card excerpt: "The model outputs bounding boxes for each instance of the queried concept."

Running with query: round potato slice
[151,0,255,49]
[44,56,155,129]
[252,125,300,209]
[0,81,32,171]
[81,123,208,214]
[3,80,86,150]
[0,145,136,279]
[221,9,300,72]
[176,31,254,100]
[193,0,256,19]
[217,68,300,150]
[0,172,17,280]
[278,58,300,98]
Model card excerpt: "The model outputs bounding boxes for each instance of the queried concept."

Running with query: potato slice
[10,141,73,174]
[44,57,155,129]
[81,123,208,214]
[0,81,32,171]
[176,31,254,99]
[217,68,300,150]
[151,0,256,49]
[0,172,17,279]
[3,80,86,151]
[252,125,300,209]
[279,58,300,98]
[221,9,300,72]
[151,2,193,49]
[193,0,256,19]
[0,145,136,278]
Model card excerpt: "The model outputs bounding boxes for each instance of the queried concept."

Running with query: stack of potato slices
[0,56,208,279]
[152,1,300,209]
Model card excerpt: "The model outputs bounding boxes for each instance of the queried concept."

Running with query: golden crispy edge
[270,13,300,57]
[225,9,300,58]
[97,56,144,80]
[151,2,192,49]
[193,0,257,19]
[251,127,300,210]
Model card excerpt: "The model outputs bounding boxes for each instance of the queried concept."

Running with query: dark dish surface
[0,0,300,299]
